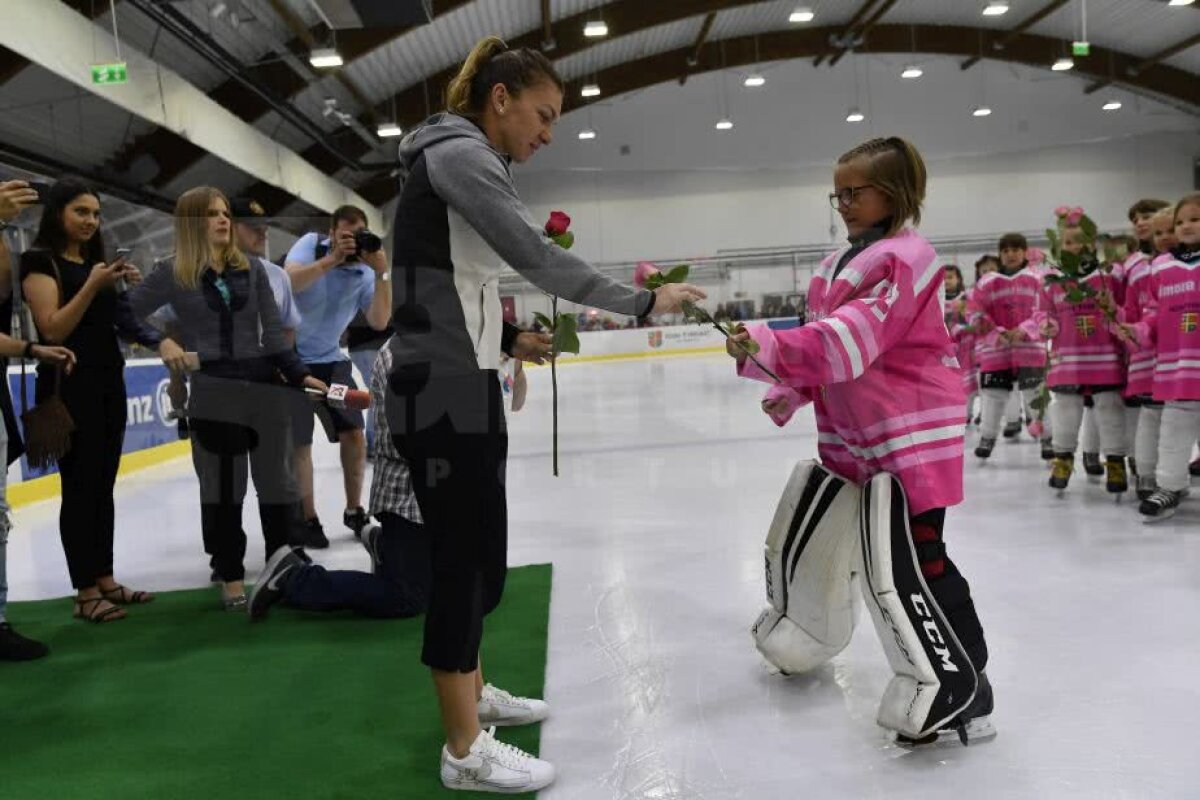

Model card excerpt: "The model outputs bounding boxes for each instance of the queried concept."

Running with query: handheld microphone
[305,383,370,410]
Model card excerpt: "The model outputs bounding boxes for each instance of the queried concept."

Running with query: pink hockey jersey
[968,267,1046,372]
[1130,248,1200,402]
[1033,268,1125,387]
[737,228,965,515]
[945,291,978,394]
[1120,252,1156,398]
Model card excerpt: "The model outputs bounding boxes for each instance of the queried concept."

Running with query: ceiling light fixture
[1102,100,1123,111]
[982,2,1010,16]
[789,7,815,23]
[973,105,993,117]
[578,128,597,140]
[309,48,343,68]
[901,65,924,79]
[846,107,865,123]
[744,73,766,87]
[1052,56,1075,71]
[581,83,601,98]
[377,123,403,138]
[715,118,734,131]
[583,20,608,37]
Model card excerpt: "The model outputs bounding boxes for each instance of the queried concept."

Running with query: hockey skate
[1048,455,1073,493]
[895,673,996,749]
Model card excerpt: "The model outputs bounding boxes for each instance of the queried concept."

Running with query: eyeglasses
[829,185,874,210]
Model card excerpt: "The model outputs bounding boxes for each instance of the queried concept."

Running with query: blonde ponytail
[446,36,509,114]
[444,34,564,117]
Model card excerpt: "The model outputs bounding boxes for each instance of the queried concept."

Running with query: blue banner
[7,359,180,481]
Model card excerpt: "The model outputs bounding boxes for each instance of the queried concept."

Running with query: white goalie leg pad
[858,473,978,738]
[754,460,861,674]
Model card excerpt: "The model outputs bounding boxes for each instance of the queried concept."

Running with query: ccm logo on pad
[910,594,959,673]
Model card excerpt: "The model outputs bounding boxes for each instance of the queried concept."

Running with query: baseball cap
[229,197,268,224]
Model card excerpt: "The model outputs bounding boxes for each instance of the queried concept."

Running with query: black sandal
[74,597,126,624]
[100,584,155,605]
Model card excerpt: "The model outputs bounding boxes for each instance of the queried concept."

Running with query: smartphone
[114,247,133,293]
[28,181,51,204]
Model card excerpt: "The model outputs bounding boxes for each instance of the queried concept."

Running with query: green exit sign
[1072,41,1090,56]
[91,62,128,85]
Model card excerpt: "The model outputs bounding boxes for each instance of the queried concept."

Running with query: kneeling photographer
[284,205,391,548]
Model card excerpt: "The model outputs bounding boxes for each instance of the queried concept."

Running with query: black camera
[354,229,382,255]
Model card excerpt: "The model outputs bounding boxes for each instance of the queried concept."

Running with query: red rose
[545,211,571,237]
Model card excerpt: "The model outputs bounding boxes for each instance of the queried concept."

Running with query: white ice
[5,353,1200,799]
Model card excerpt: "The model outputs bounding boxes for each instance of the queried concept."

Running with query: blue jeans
[349,346,381,450]
[0,421,10,624]
[282,513,430,618]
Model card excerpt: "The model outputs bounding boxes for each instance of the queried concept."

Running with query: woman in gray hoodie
[386,35,705,794]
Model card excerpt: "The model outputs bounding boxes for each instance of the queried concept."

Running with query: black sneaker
[1139,488,1183,522]
[302,517,329,549]
[1002,420,1022,439]
[344,507,372,540]
[1040,438,1055,460]
[896,672,995,748]
[177,418,190,440]
[0,622,49,661]
[248,546,305,621]
[1081,452,1103,476]
[1128,456,1138,477]
[362,524,384,575]
[1190,457,1200,478]
[974,437,996,459]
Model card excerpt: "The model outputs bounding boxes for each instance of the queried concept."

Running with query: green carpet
[0,563,553,800]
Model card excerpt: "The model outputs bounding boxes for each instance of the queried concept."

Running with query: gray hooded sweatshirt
[388,112,654,376]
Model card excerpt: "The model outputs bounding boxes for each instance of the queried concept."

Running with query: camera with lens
[354,229,382,255]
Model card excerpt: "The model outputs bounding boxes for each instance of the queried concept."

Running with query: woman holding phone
[20,177,161,624]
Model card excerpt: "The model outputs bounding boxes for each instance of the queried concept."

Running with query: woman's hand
[511,332,554,365]
[121,263,143,287]
[726,324,751,365]
[1113,323,1137,344]
[158,338,191,375]
[1039,321,1057,339]
[0,180,38,222]
[30,344,76,374]
[651,283,707,314]
[302,376,330,395]
[85,261,128,291]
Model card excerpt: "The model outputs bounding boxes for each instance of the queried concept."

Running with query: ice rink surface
[6,353,1199,799]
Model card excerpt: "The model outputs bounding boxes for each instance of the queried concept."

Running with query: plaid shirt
[368,339,422,523]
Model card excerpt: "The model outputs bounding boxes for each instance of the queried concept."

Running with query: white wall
[515,131,1199,267]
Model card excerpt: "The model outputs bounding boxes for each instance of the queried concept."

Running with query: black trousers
[43,366,126,590]
[188,374,298,583]
[388,368,507,673]
[910,508,989,673]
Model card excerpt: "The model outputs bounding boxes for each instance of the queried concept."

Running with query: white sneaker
[477,683,550,727]
[440,727,555,794]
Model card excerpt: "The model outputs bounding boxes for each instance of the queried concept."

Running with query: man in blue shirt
[285,205,391,547]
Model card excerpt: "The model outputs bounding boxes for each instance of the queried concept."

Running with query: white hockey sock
[980,389,1009,439]
[1136,405,1163,479]
[1080,406,1100,453]
[1050,393,1084,454]
[1155,402,1200,492]
[1093,391,1127,457]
